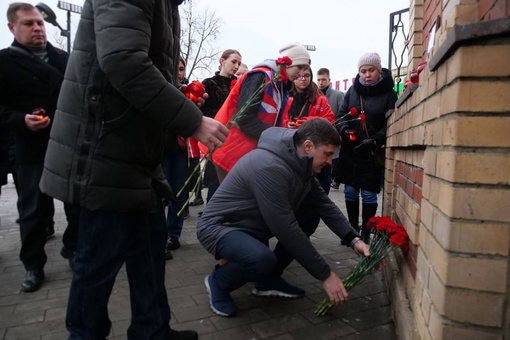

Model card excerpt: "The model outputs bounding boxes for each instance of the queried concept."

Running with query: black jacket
[40,0,203,212]
[201,72,237,119]
[337,69,398,193]
[0,41,68,164]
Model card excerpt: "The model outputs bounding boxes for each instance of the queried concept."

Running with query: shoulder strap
[8,46,64,78]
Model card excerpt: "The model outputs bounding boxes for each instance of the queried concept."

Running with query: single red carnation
[359,113,366,124]
[278,67,289,83]
[276,56,293,67]
[350,107,358,117]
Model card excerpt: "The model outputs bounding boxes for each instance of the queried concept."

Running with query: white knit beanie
[279,43,311,67]
[358,52,382,72]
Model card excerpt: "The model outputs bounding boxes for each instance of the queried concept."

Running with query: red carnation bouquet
[181,80,206,104]
[315,216,409,316]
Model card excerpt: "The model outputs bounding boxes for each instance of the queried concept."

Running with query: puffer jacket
[40,0,203,213]
[197,127,357,281]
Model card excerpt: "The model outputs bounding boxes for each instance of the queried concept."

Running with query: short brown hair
[294,117,340,147]
[7,2,35,23]
[317,68,330,77]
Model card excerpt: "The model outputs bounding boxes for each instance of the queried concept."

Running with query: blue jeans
[66,202,170,339]
[161,149,188,238]
[213,231,277,292]
[344,185,378,204]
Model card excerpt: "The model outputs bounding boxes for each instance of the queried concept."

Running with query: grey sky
[0,0,409,90]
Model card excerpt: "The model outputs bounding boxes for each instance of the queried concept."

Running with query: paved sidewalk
[0,178,396,340]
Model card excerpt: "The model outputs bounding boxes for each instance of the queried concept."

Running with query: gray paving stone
[0,181,396,339]
[251,314,313,338]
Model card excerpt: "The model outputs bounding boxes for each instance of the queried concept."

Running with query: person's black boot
[345,200,360,233]
[361,203,378,244]
[20,269,45,292]
[169,328,198,339]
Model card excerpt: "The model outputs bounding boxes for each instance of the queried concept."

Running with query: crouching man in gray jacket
[197,118,370,317]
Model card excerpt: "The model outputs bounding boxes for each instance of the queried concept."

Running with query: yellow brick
[420,199,434,233]
[441,81,510,114]
[435,151,455,182]
[444,289,505,327]
[424,232,448,283]
[449,221,509,256]
[427,70,438,95]
[414,302,429,340]
[423,93,440,122]
[412,149,424,166]
[411,104,424,128]
[436,62,448,89]
[439,83,457,115]
[427,268,446,314]
[443,325,503,340]
[423,150,436,176]
[428,306,445,340]
[411,125,425,146]
[436,150,510,184]
[444,186,510,222]
[420,287,433,324]
[425,176,441,208]
[448,45,510,79]
[431,121,444,146]
[447,257,507,293]
[430,207,451,249]
[443,116,510,147]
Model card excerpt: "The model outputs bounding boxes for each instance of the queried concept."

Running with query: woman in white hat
[206,43,311,182]
[335,52,398,244]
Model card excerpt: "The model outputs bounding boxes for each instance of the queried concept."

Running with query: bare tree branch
[180,0,222,80]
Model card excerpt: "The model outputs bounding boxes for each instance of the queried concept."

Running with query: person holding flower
[208,43,312,182]
[199,49,242,205]
[335,52,398,244]
[197,118,369,317]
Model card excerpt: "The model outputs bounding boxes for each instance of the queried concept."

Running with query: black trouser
[203,160,220,202]
[62,203,80,257]
[17,163,79,269]
[17,163,54,270]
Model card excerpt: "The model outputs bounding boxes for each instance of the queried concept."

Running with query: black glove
[342,129,356,142]
[353,138,375,153]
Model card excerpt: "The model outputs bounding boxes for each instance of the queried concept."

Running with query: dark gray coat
[324,86,345,117]
[197,127,357,281]
[40,0,202,212]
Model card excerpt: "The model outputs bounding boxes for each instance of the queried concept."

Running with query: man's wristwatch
[350,236,361,248]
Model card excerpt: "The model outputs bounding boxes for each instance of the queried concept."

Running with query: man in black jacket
[39,0,227,339]
[0,3,78,293]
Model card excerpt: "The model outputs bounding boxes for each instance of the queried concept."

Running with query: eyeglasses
[297,74,311,80]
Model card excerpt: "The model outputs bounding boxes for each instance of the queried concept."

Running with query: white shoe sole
[204,275,232,317]
[251,288,303,298]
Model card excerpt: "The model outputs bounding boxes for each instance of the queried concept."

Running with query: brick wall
[479,0,510,20]
[386,1,510,339]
